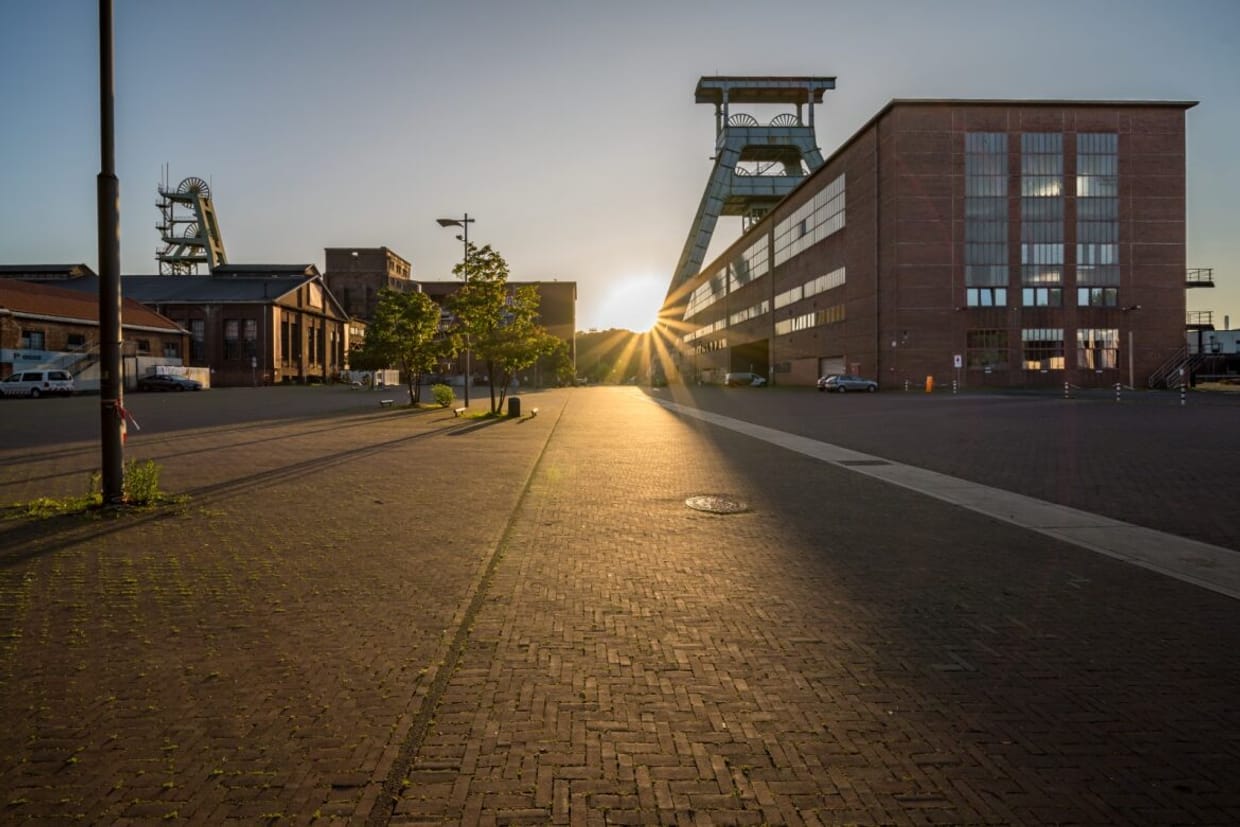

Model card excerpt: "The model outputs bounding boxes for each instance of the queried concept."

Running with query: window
[1021,133,1063,302]
[1077,328,1118,370]
[1077,133,1119,292]
[773,304,843,336]
[1022,328,1065,370]
[967,329,1009,370]
[135,339,151,354]
[191,320,206,363]
[1022,287,1062,307]
[967,287,1008,307]
[773,174,845,266]
[67,334,86,349]
[20,329,45,350]
[684,271,726,320]
[163,341,179,359]
[1078,287,1118,307]
[728,236,769,291]
[224,319,242,360]
[965,132,1009,295]
[244,319,258,357]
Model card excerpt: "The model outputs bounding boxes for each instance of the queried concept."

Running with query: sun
[597,274,666,333]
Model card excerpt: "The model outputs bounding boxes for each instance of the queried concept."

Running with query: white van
[0,370,75,398]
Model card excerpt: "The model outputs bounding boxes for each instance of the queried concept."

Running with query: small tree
[484,284,561,411]
[447,246,564,413]
[447,244,512,413]
[358,288,442,405]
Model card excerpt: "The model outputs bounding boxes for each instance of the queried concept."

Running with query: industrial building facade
[664,100,1197,389]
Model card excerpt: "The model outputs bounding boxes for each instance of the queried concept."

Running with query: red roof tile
[0,280,182,332]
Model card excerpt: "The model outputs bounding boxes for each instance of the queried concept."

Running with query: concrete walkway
[1,386,1238,824]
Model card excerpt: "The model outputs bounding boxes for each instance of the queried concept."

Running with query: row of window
[774,303,845,336]
[966,286,1122,307]
[773,174,845,267]
[17,329,178,358]
[967,327,1119,371]
[774,266,846,309]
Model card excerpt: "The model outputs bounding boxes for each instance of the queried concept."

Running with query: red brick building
[663,99,1198,389]
[0,277,186,385]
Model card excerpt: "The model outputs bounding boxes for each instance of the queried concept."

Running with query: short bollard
[1064,381,1070,399]
[904,379,910,393]
[1180,367,1186,407]
[1114,382,1121,403]
[952,379,958,395]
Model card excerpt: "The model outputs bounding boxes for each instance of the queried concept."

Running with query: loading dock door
[818,356,845,378]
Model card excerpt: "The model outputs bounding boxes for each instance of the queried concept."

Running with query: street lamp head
[436,218,462,228]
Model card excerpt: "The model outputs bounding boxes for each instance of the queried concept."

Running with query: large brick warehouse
[662,99,1198,389]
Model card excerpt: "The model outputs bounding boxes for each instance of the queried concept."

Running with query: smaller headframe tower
[155,166,228,274]
[671,76,835,288]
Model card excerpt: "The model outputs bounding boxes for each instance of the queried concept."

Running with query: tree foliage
[358,288,443,404]
[446,244,559,413]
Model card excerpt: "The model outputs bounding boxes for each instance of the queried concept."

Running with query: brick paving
[1,387,1239,824]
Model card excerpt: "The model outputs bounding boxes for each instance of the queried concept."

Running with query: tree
[446,244,559,414]
[357,288,442,405]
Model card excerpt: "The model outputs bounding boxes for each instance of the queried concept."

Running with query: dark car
[137,374,202,392]
[817,374,878,393]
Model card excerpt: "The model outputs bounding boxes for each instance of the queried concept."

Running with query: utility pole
[98,0,125,504]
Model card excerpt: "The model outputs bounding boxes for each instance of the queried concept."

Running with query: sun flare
[596,275,666,333]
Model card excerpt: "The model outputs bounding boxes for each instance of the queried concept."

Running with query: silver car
[817,374,878,393]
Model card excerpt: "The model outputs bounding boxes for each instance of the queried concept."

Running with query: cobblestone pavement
[392,388,1240,825]
[2,387,1239,824]
[654,385,1240,552]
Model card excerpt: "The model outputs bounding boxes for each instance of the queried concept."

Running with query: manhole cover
[685,495,748,514]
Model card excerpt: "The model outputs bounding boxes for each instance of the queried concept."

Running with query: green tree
[358,288,442,405]
[446,244,558,413]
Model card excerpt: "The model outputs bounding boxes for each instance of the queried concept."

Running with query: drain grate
[685,495,748,514]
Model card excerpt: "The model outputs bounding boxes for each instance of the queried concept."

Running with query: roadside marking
[654,398,1240,602]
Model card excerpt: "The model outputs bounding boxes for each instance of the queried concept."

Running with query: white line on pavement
[654,398,1240,601]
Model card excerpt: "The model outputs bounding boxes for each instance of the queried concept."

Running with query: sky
[1,0,1238,332]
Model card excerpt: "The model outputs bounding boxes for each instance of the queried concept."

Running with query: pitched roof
[58,274,310,304]
[0,280,183,332]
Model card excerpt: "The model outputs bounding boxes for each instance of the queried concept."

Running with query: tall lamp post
[436,213,475,407]
[98,0,125,504]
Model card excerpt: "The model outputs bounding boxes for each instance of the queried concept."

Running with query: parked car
[817,374,878,393]
[725,372,767,387]
[136,374,202,392]
[0,370,75,398]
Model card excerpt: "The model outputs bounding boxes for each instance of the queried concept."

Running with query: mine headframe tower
[155,166,228,274]
[671,76,835,288]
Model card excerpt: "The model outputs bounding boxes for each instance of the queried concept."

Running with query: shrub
[123,459,163,505]
[431,383,455,408]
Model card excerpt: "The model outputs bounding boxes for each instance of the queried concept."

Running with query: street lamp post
[97,0,125,504]
[436,213,475,408]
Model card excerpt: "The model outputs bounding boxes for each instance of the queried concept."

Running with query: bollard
[904,379,910,393]
[1179,367,1186,407]
[924,375,934,393]
[952,379,958,395]
[1115,382,1121,403]
[1064,381,1070,399]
